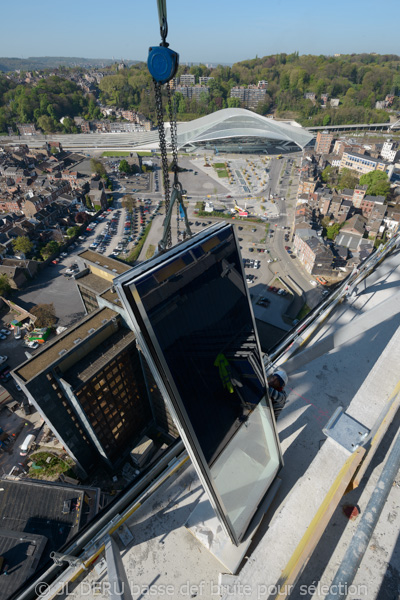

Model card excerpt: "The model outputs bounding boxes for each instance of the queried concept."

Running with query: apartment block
[230,86,267,108]
[175,85,209,100]
[179,74,195,85]
[315,131,334,155]
[199,76,214,85]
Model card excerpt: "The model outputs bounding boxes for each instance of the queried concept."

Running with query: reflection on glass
[124,224,281,542]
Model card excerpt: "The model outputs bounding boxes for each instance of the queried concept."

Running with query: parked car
[0,329,10,336]
[25,341,39,349]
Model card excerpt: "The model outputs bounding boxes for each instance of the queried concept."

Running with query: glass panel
[121,224,281,542]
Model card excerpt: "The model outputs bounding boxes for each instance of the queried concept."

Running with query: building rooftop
[0,478,84,568]
[76,271,111,294]
[0,529,47,600]
[78,250,131,275]
[15,307,119,382]
[100,287,123,306]
[65,328,135,389]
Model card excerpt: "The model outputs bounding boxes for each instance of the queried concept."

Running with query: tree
[227,97,241,108]
[75,212,90,223]
[321,166,332,183]
[337,168,359,190]
[30,303,57,328]
[90,158,106,178]
[85,195,93,210]
[41,240,59,259]
[12,236,33,255]
[0,274,11,296]
[326,223,342,240]
[359,170,390,198]
[121,195,136,212]
[67,225,80,237]
[119,159,131,174]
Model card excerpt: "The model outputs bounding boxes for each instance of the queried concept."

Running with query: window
[118,223,282,544]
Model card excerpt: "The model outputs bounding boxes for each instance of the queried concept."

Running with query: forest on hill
[0,53,399,135]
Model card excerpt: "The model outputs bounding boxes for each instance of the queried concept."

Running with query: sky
[0,0,397,65]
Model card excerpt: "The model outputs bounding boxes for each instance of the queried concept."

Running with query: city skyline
[0,0,398,66]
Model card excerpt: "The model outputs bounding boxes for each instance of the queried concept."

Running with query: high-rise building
[12,253,178,476]
[230,86,267,108]
[315,131,334,154]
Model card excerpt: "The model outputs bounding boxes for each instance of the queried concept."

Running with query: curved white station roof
[176,108,314,150]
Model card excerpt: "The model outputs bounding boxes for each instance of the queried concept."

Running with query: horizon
[0,0,398,65]
[1,50,399,73]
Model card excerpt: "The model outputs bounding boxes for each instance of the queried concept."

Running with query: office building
[12,252,178,476]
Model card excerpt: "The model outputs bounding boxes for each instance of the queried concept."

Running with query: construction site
[8,225,398,600]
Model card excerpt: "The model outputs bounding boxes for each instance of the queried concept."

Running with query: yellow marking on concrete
[268,446,365,600]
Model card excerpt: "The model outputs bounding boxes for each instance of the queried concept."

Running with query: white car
[0,355,7,364]
[26,341,39,349]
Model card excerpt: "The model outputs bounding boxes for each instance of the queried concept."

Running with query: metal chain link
[154,81,172,248]
[166,82,181,238]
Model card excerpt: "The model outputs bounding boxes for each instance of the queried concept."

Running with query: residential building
[179,74,196,85]
[89,187,107,210]
[329,196,350,223]
[297,177,318,196]
[360,195,385,219]
[367,203,386,238]
[199,76,214,85]
[175,85,210,100]
[80,121,91,134]
[257,80,268,89]
[381,140,399,163]
[121,110,136,122]
[294,236,333,274]
[304,92,316,102]
[230,86,267,108]
[384,209,400,236]
[352,185,368,208]
[17,123,37,136]
[315,131,334,155]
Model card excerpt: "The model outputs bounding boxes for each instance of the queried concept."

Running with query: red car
[285,246,290,250]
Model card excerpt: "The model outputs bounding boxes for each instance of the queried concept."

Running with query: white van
[20,434,36,456]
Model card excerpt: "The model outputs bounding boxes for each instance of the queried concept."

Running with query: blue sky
[0,0,397,64]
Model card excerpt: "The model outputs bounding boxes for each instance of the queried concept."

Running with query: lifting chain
[154,81,172,248]
[148,0,192,250]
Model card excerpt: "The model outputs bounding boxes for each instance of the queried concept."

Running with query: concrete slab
[61,245,400,600]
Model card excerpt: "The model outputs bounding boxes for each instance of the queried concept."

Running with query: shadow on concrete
[289,409,400,600]
[244,311,400,567]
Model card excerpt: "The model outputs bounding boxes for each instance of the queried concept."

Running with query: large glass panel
[117,224,282,543]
